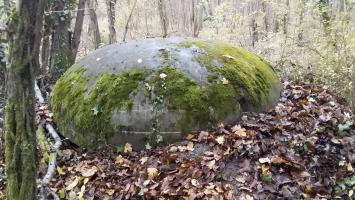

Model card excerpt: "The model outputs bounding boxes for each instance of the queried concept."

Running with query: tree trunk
[318,0,331,32]
[250,18,258,47]
[106,0,117,44]
[88,0,101,49]
[261,0,269,34]
[0,36,5,131]
[123,0,138,42]
[50,0,73,84]
[40,0,53,76]
[5,0,44,199]
[283,0,290,35]
[192,0,203,37]
[71,0,86,59]
[3,0,10,16]
[0,0,10,155]
[158,0,169,38]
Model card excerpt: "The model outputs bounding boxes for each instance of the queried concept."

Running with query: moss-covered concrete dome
[50,37,281,150]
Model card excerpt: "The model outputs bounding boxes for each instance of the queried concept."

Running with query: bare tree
[71,0,86,59]
[106,0,117,44]
[41,4,52,76]
[49,0,86,83]
[261,0,269,34]
[283,0,290,35]
[250,18,258,47]
[191,0,203,37]
[158,0,169,38]
[318,0,331,32]
[5,0,45,199]
[123,0,138,42]
[88,0,101,49]
[50,0,73,84]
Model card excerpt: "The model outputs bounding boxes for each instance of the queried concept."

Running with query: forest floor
[0,81,354,200]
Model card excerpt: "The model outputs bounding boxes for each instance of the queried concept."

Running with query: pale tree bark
[2,0,10,16]
[0,30,5,131]
[181,0,187,33]
[352,61,355,110]
[0,0,11,154]
[123,0,138,42]
[71,0,86,59]
[204,0,213,17]
[158,0,169,38]
[5,0,44,199]
[88,0,101,49]
[106,0,117,44]
[50,0,73,84]
[144,0,150,36]
[41,3,52,76]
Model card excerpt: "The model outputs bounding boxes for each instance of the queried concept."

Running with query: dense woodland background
[0,0,354,109]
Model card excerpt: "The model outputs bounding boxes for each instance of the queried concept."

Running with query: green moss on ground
[180,41,279,110]
[50,67,146,149]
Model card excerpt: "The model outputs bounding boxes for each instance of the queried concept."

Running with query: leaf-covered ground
[1,81,354,200]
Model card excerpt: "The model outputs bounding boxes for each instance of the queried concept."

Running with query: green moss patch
[148,67,239,131]
[50,67,146,149]
[180,41,280,110]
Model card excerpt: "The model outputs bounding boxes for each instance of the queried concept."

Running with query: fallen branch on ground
[35,82,62,200]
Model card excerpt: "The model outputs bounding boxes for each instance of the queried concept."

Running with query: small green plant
[145,73,167,148]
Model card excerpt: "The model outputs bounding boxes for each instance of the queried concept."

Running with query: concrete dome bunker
[50,37,282,150]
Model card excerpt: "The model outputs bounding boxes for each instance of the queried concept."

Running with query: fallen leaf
[259,157,271,164]
[78,185,85,198]
[216,136,225,144]
[81,166,97,177]
[234,129,247,138]
[124,143,133,153]
[169,146,178,152]
[239,193,254,200]
[347,163,354,172]
[206,160,216,170]
[140,157,148,165]
[186,133,195,140]
[66,177,79,191]
[106,189,115,196]
[271,155,290,165]
[186,142,194,151]
[235,176,246,183]
[59,189,65,199]
[191,179,199,187]
[147,167,158,180]
[57,166,66,175]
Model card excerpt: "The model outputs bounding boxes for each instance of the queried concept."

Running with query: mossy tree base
[5,1,44,199]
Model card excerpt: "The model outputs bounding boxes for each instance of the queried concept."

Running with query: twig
[42,123,62,185]
[35,81,45,103]
[44,8,94,15]
[35,82,62,200]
